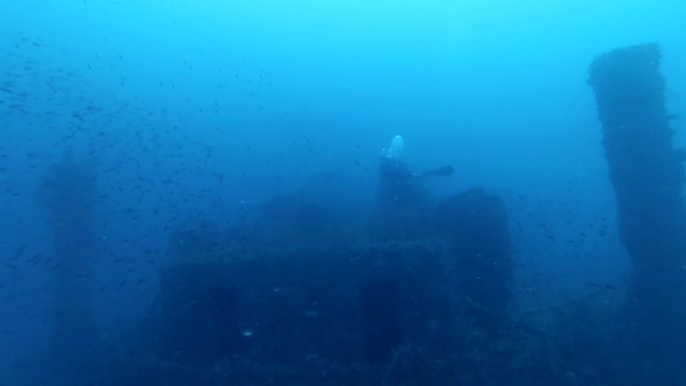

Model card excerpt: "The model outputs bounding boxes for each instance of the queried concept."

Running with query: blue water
[1,1,685,385]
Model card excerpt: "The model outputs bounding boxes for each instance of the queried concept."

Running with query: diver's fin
[419,165,454,179]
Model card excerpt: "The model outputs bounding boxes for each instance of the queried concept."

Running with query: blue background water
[0,0,684,382]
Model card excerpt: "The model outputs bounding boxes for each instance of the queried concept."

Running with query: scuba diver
[378,135,454,209]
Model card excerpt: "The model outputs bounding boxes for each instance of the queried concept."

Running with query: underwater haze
[1,0,685,385]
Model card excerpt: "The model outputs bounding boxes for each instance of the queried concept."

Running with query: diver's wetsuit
[377,157,427,209]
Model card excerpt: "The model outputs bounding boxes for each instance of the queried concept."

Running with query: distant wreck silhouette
[22,44,686,385]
